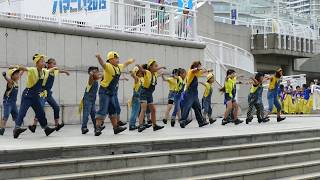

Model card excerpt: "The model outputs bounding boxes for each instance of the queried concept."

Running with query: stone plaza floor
[1,115,320,151]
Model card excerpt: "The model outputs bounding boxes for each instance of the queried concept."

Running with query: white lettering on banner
[52,0,107,15]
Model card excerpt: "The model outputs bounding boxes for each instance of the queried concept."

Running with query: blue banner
[177,0,193,12]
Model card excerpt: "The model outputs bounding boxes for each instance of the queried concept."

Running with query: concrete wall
[0,23,210,126]
[197,2,215,38]
[197,2,251,52]
[214,22,251,51]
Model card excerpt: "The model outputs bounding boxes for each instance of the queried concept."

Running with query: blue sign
[177,0,193,12]
[52,0,107,14]
[231,9,237,25]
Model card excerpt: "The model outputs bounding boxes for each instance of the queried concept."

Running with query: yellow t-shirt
[143,70,158,89]
[185,69,202,90]
[133,77,143,92]
[269,76,279,90]
[42,70,59,86]
[26,67,48,88]
[225,77,236,98]
[100,63,124,88]
[175,76,184,92]
[203,82,213,97]
[250,85,259,93]
[167,77,177,91]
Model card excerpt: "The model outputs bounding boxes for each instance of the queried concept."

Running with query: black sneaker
[262,118,270,123]
[185,119,192,126]
[55,123,64,131]
[28,125,37,133]
[209,118,216,124]
[114,126,127,134]
[82,128,89,134]
[222,119,228,125]
[277,117,286,122]
[44,127,55,136]
[180,119,192,128]
[171,119,175,127]
[129,125,138,131]
[199,121,209,127]
[138,125,146,133]
[100,125,106,131]
[234,119,244,125]
[162,119,168,124]
[0,128,5,135]
[95,127,102,136]
[153,124,164,131]
[118,121,127,126]
[144,124,152,129]
[13,128,27,139]
[147,120,152,124]
[246,118,253,124]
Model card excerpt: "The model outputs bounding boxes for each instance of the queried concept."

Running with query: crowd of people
[275,82,314,115]
[0,51,315,139]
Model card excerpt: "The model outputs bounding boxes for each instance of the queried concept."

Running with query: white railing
[214,16,251,27]
[203,45,227,86]
[200,36,255,82]
[0,0,197,41]
[213,15,320,53]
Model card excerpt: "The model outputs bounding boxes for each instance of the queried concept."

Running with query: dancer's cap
[207,73,214,81]
[107,51,119,60]
[33,54,46,64]
[147,59,156,69]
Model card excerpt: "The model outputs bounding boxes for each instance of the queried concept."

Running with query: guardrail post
[169,7,175,37]
[145,3,151,34]
[278,34,281,49]
[234,47,238,67]
[118,0,125,31]
[219,43,223,64]
[293,36,296,51]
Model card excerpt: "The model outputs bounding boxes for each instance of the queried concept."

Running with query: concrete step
[10,148,320,180]
[172,160,320,180]
[274,172,320,180]
[2,129,320,163]
[2,137,320,179]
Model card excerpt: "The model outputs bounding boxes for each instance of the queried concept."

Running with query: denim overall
[202,85,213,116]
[129,81,142,127]
[41,72,60,119]
[2,83,19,120]
[180,75,204,125]
[171,79,184,119]
[16,70,48,129]
[140,74,157,104]
[267,79,281,112]
[96,65,121,119]
[81,81,98,129]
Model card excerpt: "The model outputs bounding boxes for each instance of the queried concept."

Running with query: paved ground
[1,116,320,150]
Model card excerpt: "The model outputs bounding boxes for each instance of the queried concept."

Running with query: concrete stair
[1,129,320,180]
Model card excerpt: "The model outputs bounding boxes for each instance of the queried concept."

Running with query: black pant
[247,101,264,120]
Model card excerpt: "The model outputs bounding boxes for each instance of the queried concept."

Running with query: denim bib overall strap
[3,83,18,103]
[43,72,55,96]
